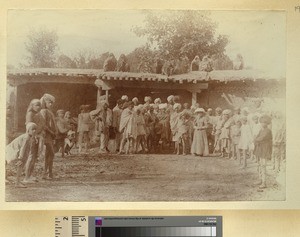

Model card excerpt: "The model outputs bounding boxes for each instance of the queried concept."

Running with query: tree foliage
[25,27,58,68]
[133,11,229,61]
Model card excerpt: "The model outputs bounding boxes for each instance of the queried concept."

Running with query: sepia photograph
[5,9,286,202]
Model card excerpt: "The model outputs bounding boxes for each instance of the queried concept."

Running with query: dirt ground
[5,152,285,202]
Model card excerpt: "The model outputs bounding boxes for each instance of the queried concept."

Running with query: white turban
[144,96,152,103]
[41,93,55,103]
[173,103,182,110]
[121,95,128,101]
[132,97,139,102]
[194,108,205,113]
[154,98,161,104]
[26,122,37,133]
[167,95,174,102]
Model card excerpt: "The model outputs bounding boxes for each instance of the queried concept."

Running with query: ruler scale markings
[55,216,72,237]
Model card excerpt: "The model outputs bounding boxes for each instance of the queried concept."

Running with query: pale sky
[7,10,286,76]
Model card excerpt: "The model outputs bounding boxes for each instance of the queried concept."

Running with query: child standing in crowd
[206,108,215,154]
[135,107,147,153]
[6,122,39,187]
[63,111,76,155]
[176,112,191,155]
[156,103,170,151]
[250,113,261,162]
[145,105,158,153]
[272,111,285,173]
[154,110,163,152]
[230,119,241,160]
[238,116,252,168]
[254,115,273,189]
[213,107,223,154]
[170,103,181,154]
[64,111,77,128]
[24,99,42,182]
[77,105,91,154]
[25,99,42,125]
[182,103,193,152]
[40,94,57,180]
[191,108,209,156]
[55,110,69,157]
[219,109,232,158]
[90,101,112,154]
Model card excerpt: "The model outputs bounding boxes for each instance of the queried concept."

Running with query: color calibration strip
[95,227,217,237]
[55,216,222,237]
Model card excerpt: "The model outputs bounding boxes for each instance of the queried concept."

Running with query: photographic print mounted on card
[5,9,286,202]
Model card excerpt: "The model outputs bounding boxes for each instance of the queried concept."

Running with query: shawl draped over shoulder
[119,108,137,139]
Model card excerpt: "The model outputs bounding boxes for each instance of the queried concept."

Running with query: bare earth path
[6,153,285,201]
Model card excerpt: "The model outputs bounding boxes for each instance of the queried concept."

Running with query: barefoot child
[25,99,42,125]
[55,110,69,157]
[64,130,76,155]
[219,109,232,158]
[40,94,57,180]
[272,111,285,173]
[156,103,170,151]
[254,115,272,189]
[230,119,241,160]
[24,99,42,182]
[6,122,38,188]
[238,116,252,168]
[77,105,91,154]
[250,113,261,162]
[176,112,190,155]
[64,111,77,155]
[170,103,181,154]
[135,107,147,153]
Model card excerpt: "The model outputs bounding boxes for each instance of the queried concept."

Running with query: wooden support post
[13,86,18,133]
[105,90,109,103]
[192,91,197,105]
[97,87,102,106]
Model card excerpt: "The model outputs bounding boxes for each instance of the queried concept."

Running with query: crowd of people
[6,93,285,191]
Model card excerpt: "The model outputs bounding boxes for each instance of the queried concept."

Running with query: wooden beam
[7,75,96,86]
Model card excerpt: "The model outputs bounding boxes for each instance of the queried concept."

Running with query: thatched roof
[7,68,284,84]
